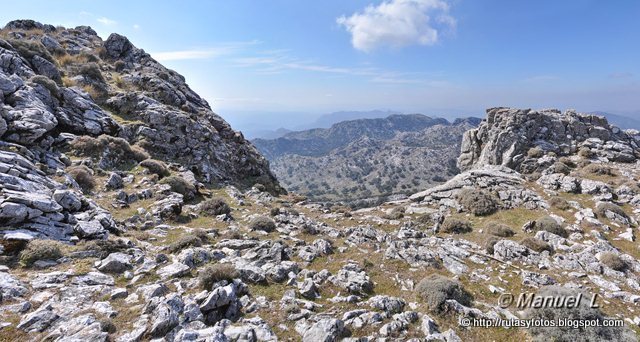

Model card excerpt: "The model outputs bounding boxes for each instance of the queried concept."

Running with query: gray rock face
[458,108,639,172]
[493,240,529,260]
[96,252,132,273]
[17,304,59,332]
[0,150,114,240]
[302,318,345,342]
[410,165,547,210]
[329,263,373,295]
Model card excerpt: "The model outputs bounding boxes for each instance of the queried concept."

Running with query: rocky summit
[1,20,640,342]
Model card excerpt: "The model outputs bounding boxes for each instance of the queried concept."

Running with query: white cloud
[152,49,231,61]
[232,51,437,85]
[97,17,117,26]
[133,24,141,30]
[337,0,455,52]
[152,41,259,61]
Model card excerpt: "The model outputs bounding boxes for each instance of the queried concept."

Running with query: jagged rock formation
[458,107,640,172]
[0,20,280,243]
[254,115,480,207]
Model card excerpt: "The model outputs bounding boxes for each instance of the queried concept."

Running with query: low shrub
[583,163,615,176]
[79,62,104,82]
[456,188,500,216]
[8,38,55,64]
[549,197,571,211]
[440,217,472,234]
[548,162,571,175]
[520,237,553,253]
[70,135,149,168]
[80,239,128,259]
[269,207,281,216]
[384,207,405,220]
[527,146,544,158]
[160,175,196,200]
[594,202,627,219]
[485,223,515,237]
[485,236,500,254]
[168,235,202,253]
[139,159,170,178]
[415,274,473,313]
[67,165,95,192]
[200,197,231,216]
[248,216,276,232]
[30,75,59,97]
[20,239,64,266]
[199,263,238,290]
[578,147,594,159]
[531,216,568,238]
[599,252,627,272]
[558,157,576,168]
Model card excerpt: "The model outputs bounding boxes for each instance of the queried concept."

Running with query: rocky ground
[1,20,640,342]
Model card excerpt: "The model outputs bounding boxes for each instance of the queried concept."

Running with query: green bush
[168,235,202,253]
[440,217,472,234]
[520,237,552,253]
[456,188,500,216]
[526,286,636,342]
[248,216,276,232]
[8,39,55,64]
[139,159,170,178]
[415,274,473,313]
[70,135,149,167]
[269,207,281,216]
[594,202,627,219]
[549,197,571,211]
[527,146,544,158]
[599,252,627,272]
[200,197,231,216]
[584,163,615,176]
[485,223,515,237]
[199,263,238,290]
[531,216,568,238]
[67,165,95,192]
[30,75,59,97]
[20,239,64,266]
[80,239,128,259]
[548,162,571,175]
[79,62,105,82]
[485,236,500,254]
[578,147,594,159]
[384,207,405,220]
[160,175,196,200]
[558,157,576,168]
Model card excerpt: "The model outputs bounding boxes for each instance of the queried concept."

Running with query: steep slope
[0,20,281,241]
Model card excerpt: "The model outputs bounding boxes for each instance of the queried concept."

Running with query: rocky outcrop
[458,107,639,172]
[0,20,281,243]
[409,165,547,210]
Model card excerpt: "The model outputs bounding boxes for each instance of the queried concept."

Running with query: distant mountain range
[589,111,640,130]
[253,114,481,206]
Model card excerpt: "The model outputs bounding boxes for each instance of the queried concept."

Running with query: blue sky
[2,0,639,129]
